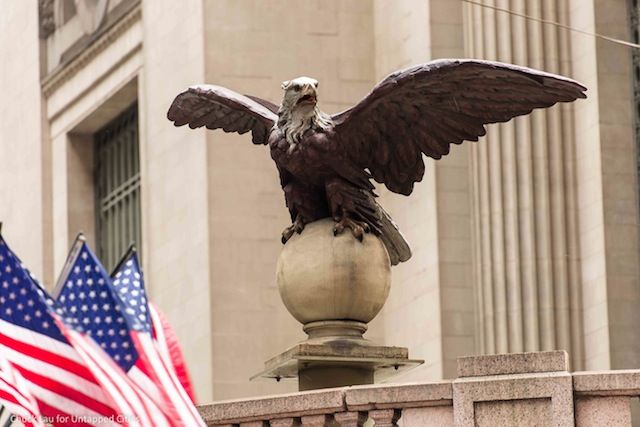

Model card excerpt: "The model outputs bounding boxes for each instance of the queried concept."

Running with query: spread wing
[332,59,587,195]
[167,85,278,145]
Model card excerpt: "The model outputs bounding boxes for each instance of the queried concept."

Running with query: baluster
[239,422,268,427]
[334,411,368,427]
[368,409,400,427]
[271,418,302,427]
[300,414,332,427]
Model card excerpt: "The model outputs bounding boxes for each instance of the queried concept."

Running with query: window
[94,104,141,271]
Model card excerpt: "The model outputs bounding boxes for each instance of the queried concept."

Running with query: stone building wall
[0,4,45,278]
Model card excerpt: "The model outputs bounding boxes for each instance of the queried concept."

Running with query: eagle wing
[332,59,587,195]
[167,85,278,145]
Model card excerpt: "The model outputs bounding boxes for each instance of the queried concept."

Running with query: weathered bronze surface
[167,59,586,265]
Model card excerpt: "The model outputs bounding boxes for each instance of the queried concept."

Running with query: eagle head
[278,77,332,145]
[280,76,319,114]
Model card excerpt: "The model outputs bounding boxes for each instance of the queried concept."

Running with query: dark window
[94,104,141,271]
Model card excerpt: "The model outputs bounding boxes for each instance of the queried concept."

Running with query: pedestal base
[251,322,423,390]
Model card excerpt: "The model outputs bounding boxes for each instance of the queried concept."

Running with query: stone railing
[198,351,640,426]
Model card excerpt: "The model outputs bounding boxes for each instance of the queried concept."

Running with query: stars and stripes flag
[55,238,204,426]
[110,252,200,413]
[0,234,120,427]
[0,234,173,427]
[0,352,44,427]
[147,303,196,403]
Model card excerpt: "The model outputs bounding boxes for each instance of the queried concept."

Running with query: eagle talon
[332,216,370,242]
[282,217,306,244]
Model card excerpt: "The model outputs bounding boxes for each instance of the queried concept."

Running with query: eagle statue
[167,59,586,266]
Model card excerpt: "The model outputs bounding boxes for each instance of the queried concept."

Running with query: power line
[462,0,640,49]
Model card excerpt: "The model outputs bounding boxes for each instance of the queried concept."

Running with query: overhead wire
[461,0,640,49]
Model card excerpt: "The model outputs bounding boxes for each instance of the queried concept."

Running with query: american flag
[0,352,44,427]
[0,235,119,427]
[56,240,203,426]
[147,303,196,403]
[0,235,174,427]
[111,253,202,422]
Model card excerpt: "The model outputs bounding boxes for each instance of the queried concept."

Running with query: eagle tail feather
[377,206,412,265]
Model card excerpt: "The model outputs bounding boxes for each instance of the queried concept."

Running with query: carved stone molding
[41,0,141,97]
[39,0,55,39]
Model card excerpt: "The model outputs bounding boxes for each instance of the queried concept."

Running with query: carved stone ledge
[573,370,640,396]
[345,382,452,411]
[199,388,345,425]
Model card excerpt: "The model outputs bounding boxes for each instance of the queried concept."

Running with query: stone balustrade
[198,352,640,426]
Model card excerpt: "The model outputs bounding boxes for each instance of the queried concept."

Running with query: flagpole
[52,233,86,297]
[109,242,137,277]
[0,405,10,427]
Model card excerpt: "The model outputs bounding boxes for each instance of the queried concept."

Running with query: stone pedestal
[252,219,422,390]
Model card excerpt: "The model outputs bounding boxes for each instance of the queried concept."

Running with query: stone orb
[277,218,391,325]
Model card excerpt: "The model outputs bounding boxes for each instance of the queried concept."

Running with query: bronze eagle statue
[167,59,586,265]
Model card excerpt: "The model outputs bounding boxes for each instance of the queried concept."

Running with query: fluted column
[464,0,584,369]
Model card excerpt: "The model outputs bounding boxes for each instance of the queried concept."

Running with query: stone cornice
[41,1,141,98]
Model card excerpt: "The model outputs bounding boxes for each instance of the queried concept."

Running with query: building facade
[0,0,638,403]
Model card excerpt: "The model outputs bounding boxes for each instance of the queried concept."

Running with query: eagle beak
[297,86,317,105]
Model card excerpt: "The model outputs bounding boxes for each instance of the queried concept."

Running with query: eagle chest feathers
[167,60,587,265]
[269,128,334,185]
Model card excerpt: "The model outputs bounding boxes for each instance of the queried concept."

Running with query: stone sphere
[277,218,391,325]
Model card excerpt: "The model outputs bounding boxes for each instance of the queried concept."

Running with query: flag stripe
[0,358,40,418]
[0,386,38,425]
[25,383,117,427]
[149,304,196,403]
[0,389,39,427]
[16,366,115,418]
[0,343,108,405]
[134,333,204,425]
[82,337,171,427]
[66,330,145,427]
[0,319,83,365]
[0,324,93,381]
[130,334,184,423]
[34,399,103,427]
[0,381,33,411]
[128,365,162,405]
[69,329,173,427]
